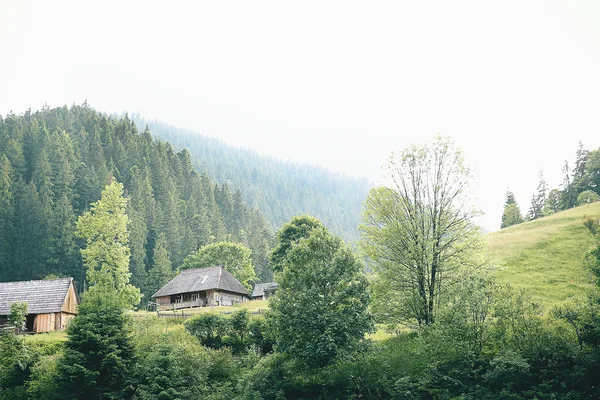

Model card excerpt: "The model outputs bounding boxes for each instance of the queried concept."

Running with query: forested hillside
[0,104,273,295]
[132,116,372,241]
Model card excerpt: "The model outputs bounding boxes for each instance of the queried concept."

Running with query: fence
[156,309,267,319]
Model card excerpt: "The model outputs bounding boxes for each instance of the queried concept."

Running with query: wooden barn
[153,266,250,311]
[251,282,278,300]
[0,277,79,333]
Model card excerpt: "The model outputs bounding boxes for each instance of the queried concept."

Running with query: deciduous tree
[76,181,140,308]
[360,136,482,327]
[270,221,373,366]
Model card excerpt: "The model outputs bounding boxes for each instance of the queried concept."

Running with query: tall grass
[486,202,600,308]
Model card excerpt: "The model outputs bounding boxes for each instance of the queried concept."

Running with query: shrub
[184,313,230,349]
[578,190,600,205]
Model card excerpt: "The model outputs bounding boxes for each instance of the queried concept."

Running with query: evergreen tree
[0,156,13,280]
[573,141,589,193]
[527,171,547,220]
[56,290,135,400]
[560,160,576,210]
[501,190,523,228]
[146,232,174,300]
[544,189,561,215]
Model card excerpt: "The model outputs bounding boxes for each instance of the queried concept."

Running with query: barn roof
[252,282,278,298]
[152,266,250,298]
[0,278,76,315]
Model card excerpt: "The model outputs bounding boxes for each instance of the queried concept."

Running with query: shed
[251,282,278,300]
[153,266,250,311]
[0,277,79,333]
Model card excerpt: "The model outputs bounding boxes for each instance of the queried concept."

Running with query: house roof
[152,266,250,298]
[252,282,278,298]
[0,278,76,315]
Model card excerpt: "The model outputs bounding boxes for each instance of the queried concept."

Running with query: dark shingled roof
[252,282,278,298]
[152,266,250,298]
[0,278,75,315]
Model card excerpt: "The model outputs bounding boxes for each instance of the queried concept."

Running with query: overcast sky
[1,0,600,231]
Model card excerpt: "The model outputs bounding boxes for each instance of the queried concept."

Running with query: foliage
[269,215,323,272]
[135,116,371,242]
[501,190,523,228]
[0,330,31,399]
[7,302,28,332]
[26,354,60,400]
[76,181,141,308]
[527,170,547,220]
[145,232,174,301]
[184,313,230,349]
[183,309,272,356]
[577,189,600,205]
[360,136,482,326]
[56,290,136,400]
[270,221,373,367]
[180,242,257,290]
[0,105,271,297]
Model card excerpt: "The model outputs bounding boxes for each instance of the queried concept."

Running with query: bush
[184,313,230,349]
[578,190,600,205]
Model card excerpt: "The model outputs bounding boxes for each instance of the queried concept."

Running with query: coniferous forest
[0,104,273,293]
[132,116,371,241]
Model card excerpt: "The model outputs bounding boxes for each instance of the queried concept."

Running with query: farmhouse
[153,266,250,311]
[251,282,278,300]
[0,277,79,333]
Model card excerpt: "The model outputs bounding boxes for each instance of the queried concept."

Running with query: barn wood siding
[33,313,56,333]
[61,283,78,314]
[60,312,75,330]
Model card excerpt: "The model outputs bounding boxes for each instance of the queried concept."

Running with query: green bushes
[578,190,600,205]
[184,310,274,355]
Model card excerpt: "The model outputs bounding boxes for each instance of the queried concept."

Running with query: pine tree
[57,290,135,400]
[146,232,173,300]
[527,171,547,220]
[573,141,589,193]
[560,160,576,210]
[0,155,13,280]
[501,190,523,228]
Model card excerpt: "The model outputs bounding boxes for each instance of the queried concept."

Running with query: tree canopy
[0,105,272,296]
[76,181,140,308]
[360,136,482,327]
[270,220,373,367]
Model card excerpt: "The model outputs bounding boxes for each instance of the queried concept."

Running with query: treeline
[0,104,273,295]
[132,115,372,242]
[502,142,600,228]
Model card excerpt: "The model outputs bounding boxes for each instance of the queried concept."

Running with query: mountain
[486,202,600,308]
[0,104,273,296]
[131,116,373,242]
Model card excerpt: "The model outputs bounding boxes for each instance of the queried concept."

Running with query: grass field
[23,330,67,343]
[486,202,600,308]
[133,299,270,318]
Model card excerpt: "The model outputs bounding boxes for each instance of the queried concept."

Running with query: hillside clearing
[486,202,600,308]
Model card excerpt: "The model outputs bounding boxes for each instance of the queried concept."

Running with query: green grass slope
[486,202,600,308]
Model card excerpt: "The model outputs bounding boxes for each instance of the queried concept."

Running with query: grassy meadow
[486,202,600,308]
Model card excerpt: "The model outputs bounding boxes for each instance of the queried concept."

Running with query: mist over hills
[131,115,373,242]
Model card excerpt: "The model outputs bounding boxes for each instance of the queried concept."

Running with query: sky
[1,0,600,231]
